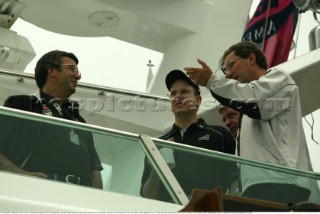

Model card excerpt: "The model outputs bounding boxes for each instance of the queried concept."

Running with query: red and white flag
[242,0,299,67]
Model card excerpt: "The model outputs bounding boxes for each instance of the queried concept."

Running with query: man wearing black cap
[141,69,238,202]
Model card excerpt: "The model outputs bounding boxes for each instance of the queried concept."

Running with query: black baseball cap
[165,69,201,95]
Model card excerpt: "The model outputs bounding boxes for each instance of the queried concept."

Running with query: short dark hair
[222,41,268,70]
[35,50,78,89]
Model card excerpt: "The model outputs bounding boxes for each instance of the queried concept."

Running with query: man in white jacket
[184,41,319,204]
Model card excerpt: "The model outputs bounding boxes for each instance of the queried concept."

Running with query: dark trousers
[242,183,310,204]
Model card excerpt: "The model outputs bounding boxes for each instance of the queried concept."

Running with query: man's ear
[47,67,56,77]
[196,95,202,107]
[249,52,256,65]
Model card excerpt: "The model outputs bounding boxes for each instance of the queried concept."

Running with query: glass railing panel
[0,106,184,205]
[2,105,320,207]
[148,138,320,205]
[140,138,240,203]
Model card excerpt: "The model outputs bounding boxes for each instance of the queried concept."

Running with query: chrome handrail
[0,69,170,101]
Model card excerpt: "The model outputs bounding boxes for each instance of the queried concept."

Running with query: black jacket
[0,95,102,182]
[141,119,238,201]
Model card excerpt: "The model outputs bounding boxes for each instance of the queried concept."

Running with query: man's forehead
[61,57,76,63]
[224,52,237,62]
[170,80,194,90]
[220,107,237,114]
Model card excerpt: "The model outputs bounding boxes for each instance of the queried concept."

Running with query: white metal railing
[0,69,169,101]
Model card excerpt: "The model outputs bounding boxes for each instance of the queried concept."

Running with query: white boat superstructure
[1,0,320,211]
[0,0,255,135]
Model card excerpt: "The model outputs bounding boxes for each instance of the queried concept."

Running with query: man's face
[220,107,240,138]
[56,57,81,95]
[169,80,201,115]
[224,52,252,83]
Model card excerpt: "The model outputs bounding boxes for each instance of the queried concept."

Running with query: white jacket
[206,68,316,194]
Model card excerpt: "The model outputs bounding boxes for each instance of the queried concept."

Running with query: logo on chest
[198,134,210,141]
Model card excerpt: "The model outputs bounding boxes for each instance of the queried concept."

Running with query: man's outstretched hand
[184,59,213,86]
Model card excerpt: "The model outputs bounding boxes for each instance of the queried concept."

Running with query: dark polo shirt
[141,118,238,201]
[0,92,102,186]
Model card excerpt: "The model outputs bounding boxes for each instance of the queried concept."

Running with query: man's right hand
[26,171,48,178]
[0,153,47,178]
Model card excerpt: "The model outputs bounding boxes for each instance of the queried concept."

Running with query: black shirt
[0,93,102,186]
[141,118,238,201]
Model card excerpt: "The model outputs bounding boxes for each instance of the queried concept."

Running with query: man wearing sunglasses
[184,41,318,204]
[0,50,103,189]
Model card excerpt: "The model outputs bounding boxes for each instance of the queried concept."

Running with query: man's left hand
[184,59,213,86]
